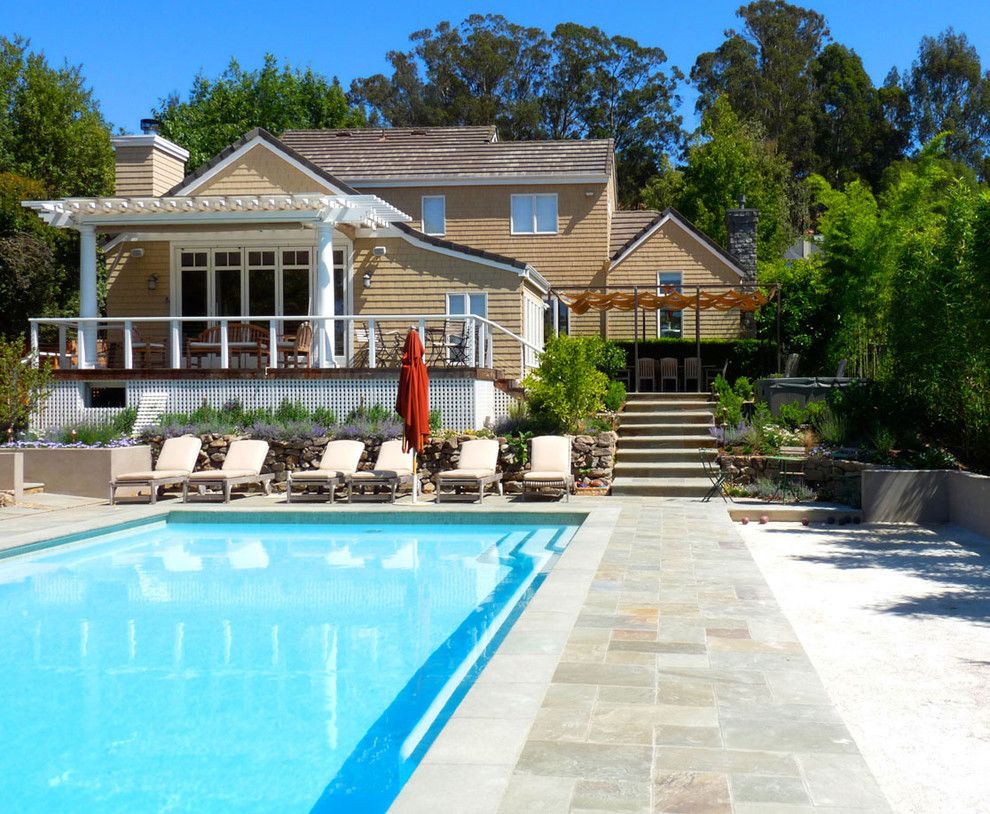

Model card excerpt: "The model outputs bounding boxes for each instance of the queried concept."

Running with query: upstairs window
[422,195,446,236]
[511,194,557,234]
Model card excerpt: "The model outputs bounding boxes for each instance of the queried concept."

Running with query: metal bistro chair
[659,357,678,392]
[683,356,702,392]
[699,448,728,503]
[705,359,728,392]
[636,358,657,392]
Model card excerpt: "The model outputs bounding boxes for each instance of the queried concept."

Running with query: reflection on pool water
[0,515,578,813]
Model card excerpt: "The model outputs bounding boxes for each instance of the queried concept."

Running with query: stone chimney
[726,195,758,283]
[110,119,189,196]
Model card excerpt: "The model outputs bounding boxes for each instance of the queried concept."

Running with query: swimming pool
[0,512,580,813]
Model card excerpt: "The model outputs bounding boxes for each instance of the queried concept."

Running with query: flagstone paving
[0,493,891,811]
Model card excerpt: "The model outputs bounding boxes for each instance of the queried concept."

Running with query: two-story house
[23,123,758,429]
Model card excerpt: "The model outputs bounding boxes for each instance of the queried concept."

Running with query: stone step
[613,461,707,478]
[622,400,713,412]
[618,435,717,449]
[625,391,709,400]
[611,477,713,497]
[619,423,716,438]
[619,411,713,426]
[616,447,716,463]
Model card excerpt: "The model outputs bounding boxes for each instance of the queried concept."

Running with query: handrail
[27,312,540,372]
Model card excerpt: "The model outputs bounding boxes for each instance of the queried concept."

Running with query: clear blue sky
[2,0,988,133]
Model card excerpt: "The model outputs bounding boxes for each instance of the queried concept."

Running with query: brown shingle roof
[610,210,662,254]
[280,127,613,182]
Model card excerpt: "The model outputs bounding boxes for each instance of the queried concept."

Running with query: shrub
[712,375,745,427]
[732,376,754,401]
[523,335,608,432]
[0,334,53,435]
[47,407,137,446]
[814,407,848,446]
[603,380,627,412]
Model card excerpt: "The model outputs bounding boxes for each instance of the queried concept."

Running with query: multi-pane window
[657,271,683,338]
[246,249,276,325]
[510,194,558,234]
[179,251,208,337]
[422,195,446,235]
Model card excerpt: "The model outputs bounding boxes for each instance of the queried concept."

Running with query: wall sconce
[147,274,159,291]
[584,190,595,197]
[363,272,373,288]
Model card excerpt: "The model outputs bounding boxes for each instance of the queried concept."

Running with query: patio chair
[683,357,702,392]
[277,321,312,369]
[184,439,273,503]
[347,439,414,503]
[109,435,202,505]
[659,357,678,391]
[636,358,656,392]
[186,324,267,369]
[131,327,167,368]
[286,439,365,503]
[442,319,470,366]
[435,438,502,503]
[783,352,800,377]
[522,435,573,501]
[699,448,727,503]
[705,360,728,392]
[835,358,848,378]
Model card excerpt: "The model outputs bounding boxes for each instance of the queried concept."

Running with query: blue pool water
[0,513,578,813]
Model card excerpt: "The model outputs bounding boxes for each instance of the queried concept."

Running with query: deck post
[486,326,494,369]
[123,321,134,369]
[776,286,782,374]
[77,224,98,369]
[219,320,229,368]
[268,320,278,369]
[58,325,67,369]
[30,322,39,368]
[367,319,377,368]
[315,222,335,368]
[170,320,181,369]
[418,318,426,350]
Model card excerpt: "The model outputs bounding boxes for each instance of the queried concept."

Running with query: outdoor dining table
[186,340,265,369]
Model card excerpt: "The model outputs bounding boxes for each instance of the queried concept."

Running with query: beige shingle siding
[353,237,528,375]
[114,147,186,197]
[365,183,610,292]
[193,145,331,196]
[106,242,172,341]
[607,222,742,340]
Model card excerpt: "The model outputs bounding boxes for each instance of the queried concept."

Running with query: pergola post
[776,286,782,374]
[77,224,98,369]
[695,286,702,392]
[315,222,335,368]
[633,286,639,394]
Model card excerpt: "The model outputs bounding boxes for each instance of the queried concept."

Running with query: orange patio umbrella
[395,328,430,502]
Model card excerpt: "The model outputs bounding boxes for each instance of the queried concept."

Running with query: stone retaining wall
[146,431,617,495]
[718,452,866,506]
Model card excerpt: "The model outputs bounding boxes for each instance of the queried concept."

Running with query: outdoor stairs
[611,392,717,498]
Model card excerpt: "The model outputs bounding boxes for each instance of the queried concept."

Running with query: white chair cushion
[318,440,365,474]
[115,470,189,482]
[223,440,269,474]
[457,439,499,472]
[188,469,260,480]
[529,436,571,475]
[438,468,497,479]
[523,471,571,481]
[156,436,202,473]
[374,439,414,472]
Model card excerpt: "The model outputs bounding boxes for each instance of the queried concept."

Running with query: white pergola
[23,193,411,368]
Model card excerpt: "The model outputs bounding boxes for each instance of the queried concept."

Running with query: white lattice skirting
[35,377,514,433]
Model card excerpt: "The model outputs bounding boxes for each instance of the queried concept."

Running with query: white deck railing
[27,313,542,374]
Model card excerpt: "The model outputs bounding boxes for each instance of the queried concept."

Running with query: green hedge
[609,338,779,381]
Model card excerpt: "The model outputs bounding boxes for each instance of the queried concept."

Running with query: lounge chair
[435,438,502,503]
[183,439,273,503]
[347,439,414,503]
[109,435,202,505]
[285,439,365,503]
[522,435,574,501]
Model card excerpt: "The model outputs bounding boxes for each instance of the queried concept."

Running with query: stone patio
[0,493,891,812]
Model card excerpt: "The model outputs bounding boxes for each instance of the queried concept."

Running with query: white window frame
[510,193,558,235]
[421,195,446,236]
[657,271,684,339]
[445,291,488,318]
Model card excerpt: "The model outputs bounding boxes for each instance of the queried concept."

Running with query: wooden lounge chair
[435,438,502,503]
[347,439,414,503]
[522,435,574,501]
[285,439,365,503]
[109,435,202,505]
[659,357,678,391]
[183,439,273,503]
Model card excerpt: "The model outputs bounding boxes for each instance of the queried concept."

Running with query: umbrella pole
[412,453,419,504]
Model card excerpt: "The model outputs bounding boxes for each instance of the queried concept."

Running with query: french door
[175,246,349,354]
